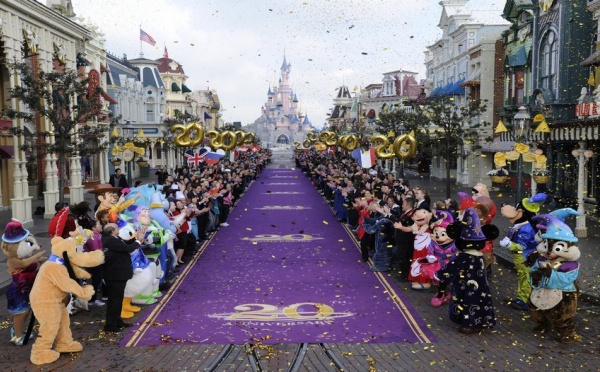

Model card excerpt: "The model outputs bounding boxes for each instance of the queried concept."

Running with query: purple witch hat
[460,207,486,241]
[433,210,454,228]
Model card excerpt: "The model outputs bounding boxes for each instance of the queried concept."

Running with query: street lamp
[571,144,594,237]
[512,106,531,204]
[111,121,147,187]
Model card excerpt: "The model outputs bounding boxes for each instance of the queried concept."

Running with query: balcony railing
[504,95,529,107]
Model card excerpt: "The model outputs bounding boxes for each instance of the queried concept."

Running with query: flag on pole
[228,150,238,162]
[163,45,169,58]
[204,112,213,120]
[351,148,377,169]
[205,151,224,165]
[185,151,204,167]
[140,29,156,46]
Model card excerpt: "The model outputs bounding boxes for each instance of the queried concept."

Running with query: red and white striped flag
[140,29,156,46]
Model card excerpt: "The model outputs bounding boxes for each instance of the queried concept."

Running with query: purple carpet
[123,168,434,346]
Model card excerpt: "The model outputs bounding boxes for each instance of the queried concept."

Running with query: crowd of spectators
[294,149,466,280]
[50,149,271,332]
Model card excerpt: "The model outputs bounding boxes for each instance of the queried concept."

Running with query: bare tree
[375,97,489,198]
[4,59,110,201]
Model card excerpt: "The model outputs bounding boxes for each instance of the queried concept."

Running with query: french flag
[351,148,377,169]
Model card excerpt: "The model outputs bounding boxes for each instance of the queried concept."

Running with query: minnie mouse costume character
[434,207,499,334]
[411,210,457,307]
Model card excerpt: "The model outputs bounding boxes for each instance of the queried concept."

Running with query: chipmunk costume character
[528,214,581,343]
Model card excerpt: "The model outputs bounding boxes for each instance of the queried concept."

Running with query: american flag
[140,29,156,46]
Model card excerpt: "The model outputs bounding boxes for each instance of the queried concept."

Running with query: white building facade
[424,0,508,186]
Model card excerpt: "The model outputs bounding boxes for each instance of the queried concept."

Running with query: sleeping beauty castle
[248,55,313,148]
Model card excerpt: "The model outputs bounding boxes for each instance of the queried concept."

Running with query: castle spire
[281,49,288,69]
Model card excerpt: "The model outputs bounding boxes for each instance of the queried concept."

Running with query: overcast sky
[68,0,506,128]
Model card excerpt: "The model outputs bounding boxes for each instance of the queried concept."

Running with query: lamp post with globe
[571,144,594,237]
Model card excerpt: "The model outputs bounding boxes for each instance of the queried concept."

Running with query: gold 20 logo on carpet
[243,234,321,242]
[209,303,354,322]
[255,206,310,210]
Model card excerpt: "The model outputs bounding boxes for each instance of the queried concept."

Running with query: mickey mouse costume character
[499,193,547,310]
[434,207,499,334]
[528,214,581,343]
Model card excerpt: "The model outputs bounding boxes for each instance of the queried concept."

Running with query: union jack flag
[140,29,156,46]
[185,151,204,167]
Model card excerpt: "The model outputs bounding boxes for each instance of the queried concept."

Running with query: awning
[507,46,527,67]
[171,82,181,92]
[440,82,454,96]
[581,49,600,67]
[428,86,442,97]
[447,79,466,95]
[0,145,14,159]
[462,68,481,86]
[182,84,192,93]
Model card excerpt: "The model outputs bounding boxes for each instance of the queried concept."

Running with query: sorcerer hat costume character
[527,214,581,343]
[434,207,499,334]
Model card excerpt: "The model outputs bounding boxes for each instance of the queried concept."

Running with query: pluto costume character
[28,235,104,365]
[528,214,581,343]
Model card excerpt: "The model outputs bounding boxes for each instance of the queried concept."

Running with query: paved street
[0,151,599,370]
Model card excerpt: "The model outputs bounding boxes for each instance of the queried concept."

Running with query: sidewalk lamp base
[575,227,588,238]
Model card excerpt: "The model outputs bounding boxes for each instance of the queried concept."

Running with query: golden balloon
[171,124,191,147]
[306,131,318,143]
[244,132,255,144]
[344,134,359,151]
[302,139,312,149]
[220,131,237,151]
[337,135,355,151]
[320,131,338,146]
[393,134,417,160]
[206,130,222,150]
[186,122,205,147]
[235,131,246,146]
[371,134,394,159]
[293,141,301,150]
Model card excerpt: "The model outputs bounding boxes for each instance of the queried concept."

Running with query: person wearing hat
[499,193,547,310]
[109,168,129,189]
